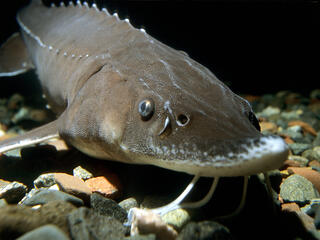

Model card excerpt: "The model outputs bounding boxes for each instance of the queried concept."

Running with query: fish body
[0,0,288,177]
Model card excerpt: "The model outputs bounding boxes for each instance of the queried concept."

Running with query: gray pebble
[127,234,156,240]
[280,110,301,121]
[0,199,7,208]
[301,199,320,217]
[119,197,139,213]
[68,207,126,240]
[302,147,320,162]
[177,221,232,240]
[280,174,320,205]
[257,106,280,118]
[314,205,320,229]
[313,133,320,147]
[280,127,304,142]
[21,189,84,207]
[288,143,312,155]
[73,166,93,180]
[288,155,309,167]
[0,181,27,203]
[90,193,127,223]
[17,224,69,240]
[33,173,56,188]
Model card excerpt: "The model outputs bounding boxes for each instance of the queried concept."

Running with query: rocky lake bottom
[1,89,320,240]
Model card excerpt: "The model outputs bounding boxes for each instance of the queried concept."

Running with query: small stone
[128,234,156,240]
[302,146,320,162]
[301,199,320,217]
[7,93,24,110]
[314,205,320,229]
[281,202,301,212]
[288,143,312,155]
[280,127,304,142]
[309,160,320,168]
[0,201,76,238]
[33,173,56,188]
[85,176,120,199]
[161,208,191,231]
[310,89,320,100]
[68,207,126,240]
[280,110,303,121]
[73,165,93,180]
[260,121,278,133]
[130,208,178,240]
[11,107,31,124]
[177,221,232,240]
[90,193,127,223]
[288,120,318,137]
[287,167,320,193]
[0,199,7,207]
[21,189,84,207]
[257,106,280,118]
[288,155,309,167]
[119,197,139,212]
[54,173,92,203]
[0,180,27,203]
[280,174,320,205]
[16,225,69,240]
[312,133,320,147]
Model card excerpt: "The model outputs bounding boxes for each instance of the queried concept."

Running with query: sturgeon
[0,1,288,180]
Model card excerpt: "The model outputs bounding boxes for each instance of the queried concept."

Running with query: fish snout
[195,134,289,177]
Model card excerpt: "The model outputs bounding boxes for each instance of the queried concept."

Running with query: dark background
[0,0,318,96]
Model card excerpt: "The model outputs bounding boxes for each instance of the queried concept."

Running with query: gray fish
[0,0,288,179]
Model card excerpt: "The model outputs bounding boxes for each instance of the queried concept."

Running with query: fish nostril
[177,114,190,126]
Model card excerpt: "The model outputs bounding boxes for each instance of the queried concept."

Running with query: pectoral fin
[0,32,34,77]
[0,120,59,154]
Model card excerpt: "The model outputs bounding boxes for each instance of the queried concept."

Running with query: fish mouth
[145,135,289,177]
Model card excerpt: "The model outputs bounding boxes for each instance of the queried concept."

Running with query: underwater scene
[0,1,318,239]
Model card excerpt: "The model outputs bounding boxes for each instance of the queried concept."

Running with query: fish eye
[176,114,190,126]
[138,98,155,121]
[248,111,261,131]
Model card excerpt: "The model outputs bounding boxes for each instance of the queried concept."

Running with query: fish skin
[0,0,288,177]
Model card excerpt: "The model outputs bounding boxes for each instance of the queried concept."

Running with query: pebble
[0,198,7,207]
[67,207,126,240]
[85,176,120,199]
[301,199,320,217]
[130,208,178,240]
[287,167,320,193]
[281,202,301,212]
[288,155,309,167]
[16,224,69,240]
[33,173,56,188]
[257,106,280,118]
[288,120,318,137]
[259,121,278,133]
[288,143,312,155]
[119,197,139,213]
[280,174,320,205]
[21,189,84,207]
[161,208,191,231]
[54,173,92,203]
[73,165,93,180]
[0,201,76,238]
[177,221,232,240]
[314,206,320,229]
[302,146,320,162]
[90,192,127,223]
[0,180,27,203]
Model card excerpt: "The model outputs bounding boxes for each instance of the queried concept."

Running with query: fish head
[120,55,288,177]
